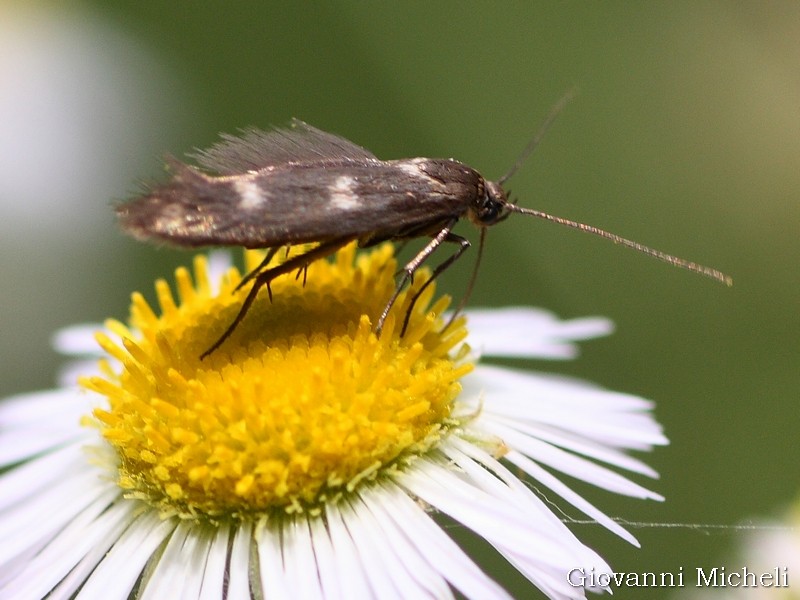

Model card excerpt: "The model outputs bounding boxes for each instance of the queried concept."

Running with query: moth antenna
[507,204,733,286]
[497,86,578,185]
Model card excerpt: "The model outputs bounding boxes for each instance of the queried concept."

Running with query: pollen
[82,244,472,519]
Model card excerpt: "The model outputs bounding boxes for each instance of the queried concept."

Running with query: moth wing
[117,161,468,249]
[193,119,377,175]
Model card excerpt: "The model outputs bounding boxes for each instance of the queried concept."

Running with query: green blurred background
[1,2,797,598]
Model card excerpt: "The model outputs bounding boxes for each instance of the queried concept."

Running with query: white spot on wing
[330,175,359,210]
[155,204,188,233]
[235,179,268,210]
[398,159,427,179]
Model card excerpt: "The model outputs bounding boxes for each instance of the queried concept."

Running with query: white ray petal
[0,389,90,426]
[28,500,139,599]
[198,524,230,600]
[373,481,513,599]
[0,428,87,465]
[206,250,233,295]
[282,517,325,599]
[326,502,383,599]
[0,442,85,510]
[255,520,293,600]
[447,435,642,546]
[479,420,663,499]
[465,307,613,360]
[75,511,177,599]
[0,487,120,594]
[139,521,212,600]
[0,463,111,565]
[356,489,455,599]
[341,495,424,600]
[464,366,667,448]
[401,457,611,597]
[507,449,641,546]
[51,323,105,355]
[226,519,253,600]
[307,516,345,600]
[487,416,660,477]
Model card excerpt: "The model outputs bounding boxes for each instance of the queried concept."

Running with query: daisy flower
[0,243,666,599]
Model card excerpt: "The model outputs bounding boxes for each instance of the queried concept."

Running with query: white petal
[0,388,91,427]
[400,455,612,599]
[206,250,233,295]
[0,427,87,466]
[308,517,346,600]
[478,420,663,500]
[138,521,211,600]
[465,307,613,360]
[0,442,86,511]
[325,502,386,599]
[451,434,642,546]
[463,365,668,449]
[342,495,431,600]
[255,521,293,599]
[51,323,104,356]
[198,524,231,600]
[75,511,177,600]
[0,390,93,465]
[51,323,127,385]
[504,448,642,546]
[371,481,513,599]
[353,491,454,599]
[487,416,659,478]
[281,518,326,599]
[177,527,214,600]
[56,357,106,388]
[226,519,253,600]
[1,493,131,598]
[0,455,112,565]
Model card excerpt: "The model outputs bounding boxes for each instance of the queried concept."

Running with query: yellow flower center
[82,243,472,519]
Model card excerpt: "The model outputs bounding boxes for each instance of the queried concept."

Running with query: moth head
[470,179,512,227]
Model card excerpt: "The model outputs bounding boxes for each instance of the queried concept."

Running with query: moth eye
[476,194,504,224]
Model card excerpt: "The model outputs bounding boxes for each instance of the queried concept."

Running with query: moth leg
[295,264,309,286]
[375,219,459,336]
[400,232,471,336]
[442,226,487,333]
[201,237,351,359]
[235,246,282,292]
[201,271,266,360]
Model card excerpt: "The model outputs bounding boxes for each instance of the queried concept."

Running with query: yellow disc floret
[82,243,472,519]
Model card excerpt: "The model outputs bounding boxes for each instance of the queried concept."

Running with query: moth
[118,95,731,358]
